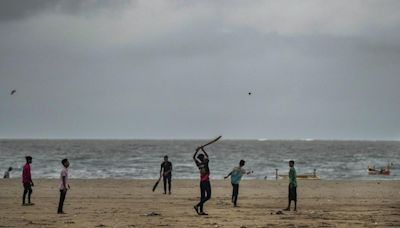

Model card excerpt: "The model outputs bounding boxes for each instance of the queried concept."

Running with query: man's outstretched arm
[224,171,232,179]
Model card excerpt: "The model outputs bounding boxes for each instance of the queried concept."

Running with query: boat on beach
[279,174,321,180]
[278,169,321,180]
[368,165,391,175]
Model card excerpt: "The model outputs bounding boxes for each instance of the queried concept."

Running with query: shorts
[288,185,297,201]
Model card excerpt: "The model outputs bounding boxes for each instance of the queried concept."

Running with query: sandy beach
[1,179,400,227]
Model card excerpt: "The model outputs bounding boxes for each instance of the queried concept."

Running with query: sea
[0,139,399,180]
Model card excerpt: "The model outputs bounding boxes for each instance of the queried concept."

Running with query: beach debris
[145,212,161,216]
[276,210,284,215]
[95,224,106,227]
[11,89,16,95]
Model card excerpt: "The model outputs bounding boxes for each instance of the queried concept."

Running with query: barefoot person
[58,159,70,214]
[193,147,211,215]
[284,160,297,211]
[224,160,252,207]
[22,156,34,206]
[160,155,173,194]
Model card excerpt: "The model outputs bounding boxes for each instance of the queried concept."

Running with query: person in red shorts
[193,147,211,215]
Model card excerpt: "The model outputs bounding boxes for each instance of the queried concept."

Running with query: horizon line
[0,137,399,142]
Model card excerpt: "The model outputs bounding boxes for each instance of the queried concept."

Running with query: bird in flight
[10,89,16,95]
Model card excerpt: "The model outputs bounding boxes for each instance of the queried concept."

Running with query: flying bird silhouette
[10,90,16,95]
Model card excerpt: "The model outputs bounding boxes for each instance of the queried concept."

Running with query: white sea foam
[0,139,399,180]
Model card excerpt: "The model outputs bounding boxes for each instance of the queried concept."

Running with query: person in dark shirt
[193,147,211,215]
[160,155,173,194]
[284,160,297,211]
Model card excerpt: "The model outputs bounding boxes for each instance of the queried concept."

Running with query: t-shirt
[196,159,210,182]
[289,167,297,188]
[59,167,69,190]
[22,163,32,184]
[230,166,246,184]
[161,161,172,175]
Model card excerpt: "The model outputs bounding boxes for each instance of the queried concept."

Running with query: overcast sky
[1,0,399,140]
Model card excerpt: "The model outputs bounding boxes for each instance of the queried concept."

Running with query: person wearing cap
[22,156,34,206]
[160,155,173,194]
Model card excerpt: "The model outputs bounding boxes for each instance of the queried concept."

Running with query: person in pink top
[193,146,211,215]
[22,156,34,206]
[57,158,70,214]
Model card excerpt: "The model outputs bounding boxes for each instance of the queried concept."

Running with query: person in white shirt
[57,159,70,214]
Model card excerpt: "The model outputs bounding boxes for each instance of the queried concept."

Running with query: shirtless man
[193,147,211,215]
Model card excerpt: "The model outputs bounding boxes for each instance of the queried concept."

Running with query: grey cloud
[0,0,131,21]
[1,1,400,139]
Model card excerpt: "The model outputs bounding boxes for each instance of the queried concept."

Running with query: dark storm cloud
[1,0,400,140]
[0,0,131,21]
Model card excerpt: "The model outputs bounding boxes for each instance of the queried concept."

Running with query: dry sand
[1,179,400,227]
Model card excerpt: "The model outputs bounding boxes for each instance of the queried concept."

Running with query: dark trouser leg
[163,176,167,194]
[232,183,239,206]
[58,190,67,213]
[167,175,171,193]
[22,184,32,204]
[288,185,297,210]
[231,184,235,202]
[23,186,28,204]
[28,188,32,204]
[197,181,211,212]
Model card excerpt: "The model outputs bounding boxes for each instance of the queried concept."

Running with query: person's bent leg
[197,181,207,213]
[197,181,211,215]
[194,182,203,215]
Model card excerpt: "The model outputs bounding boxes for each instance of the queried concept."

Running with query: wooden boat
[368,166,390,175]
[279,174,320,180]
[278,169,320,180]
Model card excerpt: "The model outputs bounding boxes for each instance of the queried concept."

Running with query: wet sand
[1,179,400,227]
